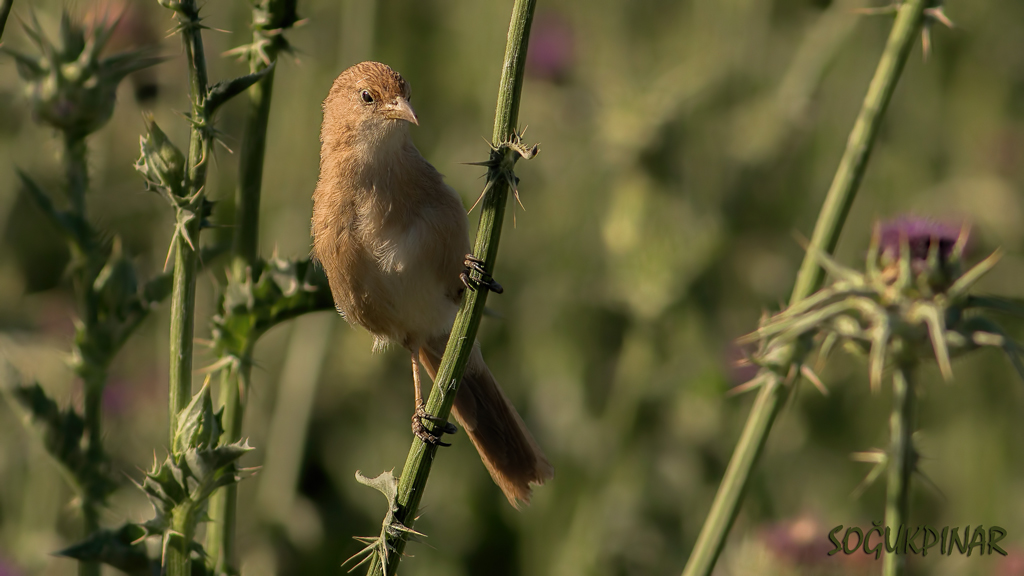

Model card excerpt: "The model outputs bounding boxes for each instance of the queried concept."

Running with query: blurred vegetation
[1,0,1023,575]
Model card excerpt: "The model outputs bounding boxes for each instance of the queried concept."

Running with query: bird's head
[323,61,418,150]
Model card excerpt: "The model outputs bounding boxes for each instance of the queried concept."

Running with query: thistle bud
[135,114,186,199]
[257,0,300,32]
[2,10,164,139]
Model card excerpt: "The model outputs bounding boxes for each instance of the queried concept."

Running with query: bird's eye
[361,90,374,104]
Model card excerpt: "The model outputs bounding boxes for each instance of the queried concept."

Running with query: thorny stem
[205,2,296,572]
[166,0,211,450]
[64,132,101,576]
[365,0,537,574]
[64,135,88,218]
[681,2,928,575]
[883,364,916,576]
[790,4,925,303]
[164,1,211,574]
[166,503,196,576]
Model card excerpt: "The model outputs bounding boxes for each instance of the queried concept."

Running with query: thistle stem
[77,371,102,576]
[230,66,275,276]
[166,504,196,576]
[0,0,12,42]
[64,135,88,218]
[207,3,294,571]
[166,0,210,449]
[883,364,916,576]
[60,130,103,576]
[365,1,536,574]
[167,217,201,439]
[205,361,248,574]
[681,3,928,575]
[79,366,107,576]
[202,1,292,569]
[788,1,927,304]
[164,1,211,573]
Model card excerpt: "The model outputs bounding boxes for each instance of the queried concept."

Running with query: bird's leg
[411,353,457,446]
[461,254,504,294]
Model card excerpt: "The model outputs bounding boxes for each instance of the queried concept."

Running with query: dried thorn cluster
[343,471,425,574]
[466,128,540,219]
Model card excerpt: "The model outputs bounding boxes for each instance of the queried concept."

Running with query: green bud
[3,10,164,139]
[135,114,186,198]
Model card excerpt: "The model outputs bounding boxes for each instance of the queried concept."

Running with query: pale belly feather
[365,219,458,349]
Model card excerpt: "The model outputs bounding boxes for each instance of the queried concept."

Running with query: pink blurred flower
[997,548,1024,576]
[0,556,23,576]
[527,12,574,83]
[760,515,834,566]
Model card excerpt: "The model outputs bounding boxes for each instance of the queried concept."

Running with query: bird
[311,61,552,507]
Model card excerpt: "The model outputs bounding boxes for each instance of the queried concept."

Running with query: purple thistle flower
[874,216,969,293]
[878,217,963,265]
[526,12,574,83]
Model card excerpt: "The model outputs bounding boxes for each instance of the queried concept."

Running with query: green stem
[230,67,275,277]
[81,368,106,473]
[62,131,102,576]
[883,364,916,576]
[365,1,536,574]
[788,1,926,305]
[680,364,792,576]
[165,194,201,576]
[166,0,210,449]
[206,360,248,575]
[681,3,928,575]
[64,135,87,218]
[166,503,196,576]
[206,3,294,571]
[165,1,211,574]
[78,372,103,576]
[0,0,13,42]
[167,219,202,442]
[76,339,106,576]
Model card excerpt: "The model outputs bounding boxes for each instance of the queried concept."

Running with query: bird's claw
[461,254,504,294]
[412,402,456,446]
[464,254,489,275]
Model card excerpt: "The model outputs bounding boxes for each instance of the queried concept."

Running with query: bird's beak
[386,97,419,125]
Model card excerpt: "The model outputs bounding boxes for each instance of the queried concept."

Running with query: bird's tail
[419,336,553,508]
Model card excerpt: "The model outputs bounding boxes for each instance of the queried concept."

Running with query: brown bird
[311,61,553,507]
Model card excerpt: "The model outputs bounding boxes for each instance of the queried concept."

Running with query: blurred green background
[2,0,1024,574]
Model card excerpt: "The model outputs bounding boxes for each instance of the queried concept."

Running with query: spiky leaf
[204,62,275,115]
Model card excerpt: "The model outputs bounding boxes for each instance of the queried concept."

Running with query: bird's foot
[412,402,457,446]
[461,254,504,294]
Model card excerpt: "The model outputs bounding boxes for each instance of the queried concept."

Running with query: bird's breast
[349,215,458,349]
[313,144,469,351]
